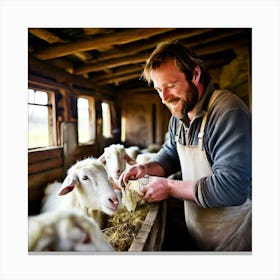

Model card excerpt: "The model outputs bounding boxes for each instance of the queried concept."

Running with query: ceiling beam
[32,28,175,60]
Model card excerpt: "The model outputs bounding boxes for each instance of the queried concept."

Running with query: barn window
[101,101,112,138]
[77,96,96,144]
[28,89,56,149]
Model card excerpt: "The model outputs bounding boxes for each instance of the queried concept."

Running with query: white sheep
[29,210,114,252]
[41,157,119,227]
[98,144,136,187]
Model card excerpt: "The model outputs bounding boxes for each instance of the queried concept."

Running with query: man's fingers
[118,172,127,189]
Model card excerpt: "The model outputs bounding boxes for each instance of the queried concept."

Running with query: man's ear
[192,65,201,86]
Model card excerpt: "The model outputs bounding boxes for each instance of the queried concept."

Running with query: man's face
[151,59,198,120]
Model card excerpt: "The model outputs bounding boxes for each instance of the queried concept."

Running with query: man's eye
[167,83,175,88]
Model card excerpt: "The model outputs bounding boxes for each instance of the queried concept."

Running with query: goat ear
[124,154,137,165]
[58,175,79,196]
[98,154,106,164]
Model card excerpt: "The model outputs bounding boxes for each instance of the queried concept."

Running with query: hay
[102,203,149,251]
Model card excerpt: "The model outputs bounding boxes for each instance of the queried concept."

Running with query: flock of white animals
[28,144,160,252]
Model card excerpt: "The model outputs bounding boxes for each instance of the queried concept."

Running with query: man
[120,40,252,251]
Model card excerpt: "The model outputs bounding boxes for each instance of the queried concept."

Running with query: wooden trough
[128,200,167,252]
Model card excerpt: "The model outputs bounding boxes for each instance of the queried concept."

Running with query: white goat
[136,152,157,164]
[41,157,119,227]
[29,210,114,252]
[98,144,136,187]
[125,145,140,160]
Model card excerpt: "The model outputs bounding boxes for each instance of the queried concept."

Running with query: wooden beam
[75,51,148,74]
[89,28,214,63]
[92,65,142,83]
[32,28,175,60]
[29,55,113,97]
[75,34,250,76]
[29,28,67,44]
[97,72,141,85]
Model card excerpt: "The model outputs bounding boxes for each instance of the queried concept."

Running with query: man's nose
[161,88,172,103]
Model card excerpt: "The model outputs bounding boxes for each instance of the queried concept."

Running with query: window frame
[77,95,96,145]
[28,87,57,150]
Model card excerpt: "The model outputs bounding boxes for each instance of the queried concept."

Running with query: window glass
[78,96,95,144]
[101,102,112,138]
[28,89,52,149]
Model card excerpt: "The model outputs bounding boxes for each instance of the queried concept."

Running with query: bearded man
[120,40,252,251]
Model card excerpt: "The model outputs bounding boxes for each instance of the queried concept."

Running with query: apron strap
[198,90,223,149]
[175,120,184,143]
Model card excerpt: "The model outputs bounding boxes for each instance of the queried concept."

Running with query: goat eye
[82,175,89,180]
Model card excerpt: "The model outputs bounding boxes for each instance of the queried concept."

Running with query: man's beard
[168,82,199,120]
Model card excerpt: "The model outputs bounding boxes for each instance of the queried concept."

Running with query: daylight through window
[28,89,55,149]
[78,96,95,144]
[101,101,112,138]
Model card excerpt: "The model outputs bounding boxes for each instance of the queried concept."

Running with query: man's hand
[141,176,170,202]
[119,164,147,189]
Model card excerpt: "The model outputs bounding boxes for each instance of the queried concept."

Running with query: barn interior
[28,28,252,250]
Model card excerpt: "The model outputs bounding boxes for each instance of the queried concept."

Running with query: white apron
[176,90,252,251]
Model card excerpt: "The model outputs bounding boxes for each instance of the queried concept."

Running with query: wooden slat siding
[28,157,63,175]
[28,148,64,215]
[28,167,64,192]
[28,147,63,164]
[128,201,167,252]
[28,167,63,215]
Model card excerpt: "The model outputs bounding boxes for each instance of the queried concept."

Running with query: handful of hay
[102,203,149,251]
[121,176,150,212]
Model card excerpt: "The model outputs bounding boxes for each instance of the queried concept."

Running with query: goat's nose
[109,197,119,209]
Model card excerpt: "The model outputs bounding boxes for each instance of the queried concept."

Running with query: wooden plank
[93,28,214,63]
[128,201,166,252]
[75,51,149,74]
[29,28,67,44]
[33,29,174,60]
[28,147,63,164]
[97,73,141,86]
[28,167,64,192]
[28,157,63,175]
[29,56,113,98]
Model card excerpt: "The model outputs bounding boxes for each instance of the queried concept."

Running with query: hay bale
[102,203,149,251]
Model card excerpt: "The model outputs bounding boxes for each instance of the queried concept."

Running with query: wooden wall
[28,147,64,215]
[120,92,171,148]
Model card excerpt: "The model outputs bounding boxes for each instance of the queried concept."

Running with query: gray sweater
[153,83,252,208]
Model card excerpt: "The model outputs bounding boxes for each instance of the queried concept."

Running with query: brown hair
[142,40,211,86]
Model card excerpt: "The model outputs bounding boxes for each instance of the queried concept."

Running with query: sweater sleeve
[194,93,252,208]
[152,116,181,176]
